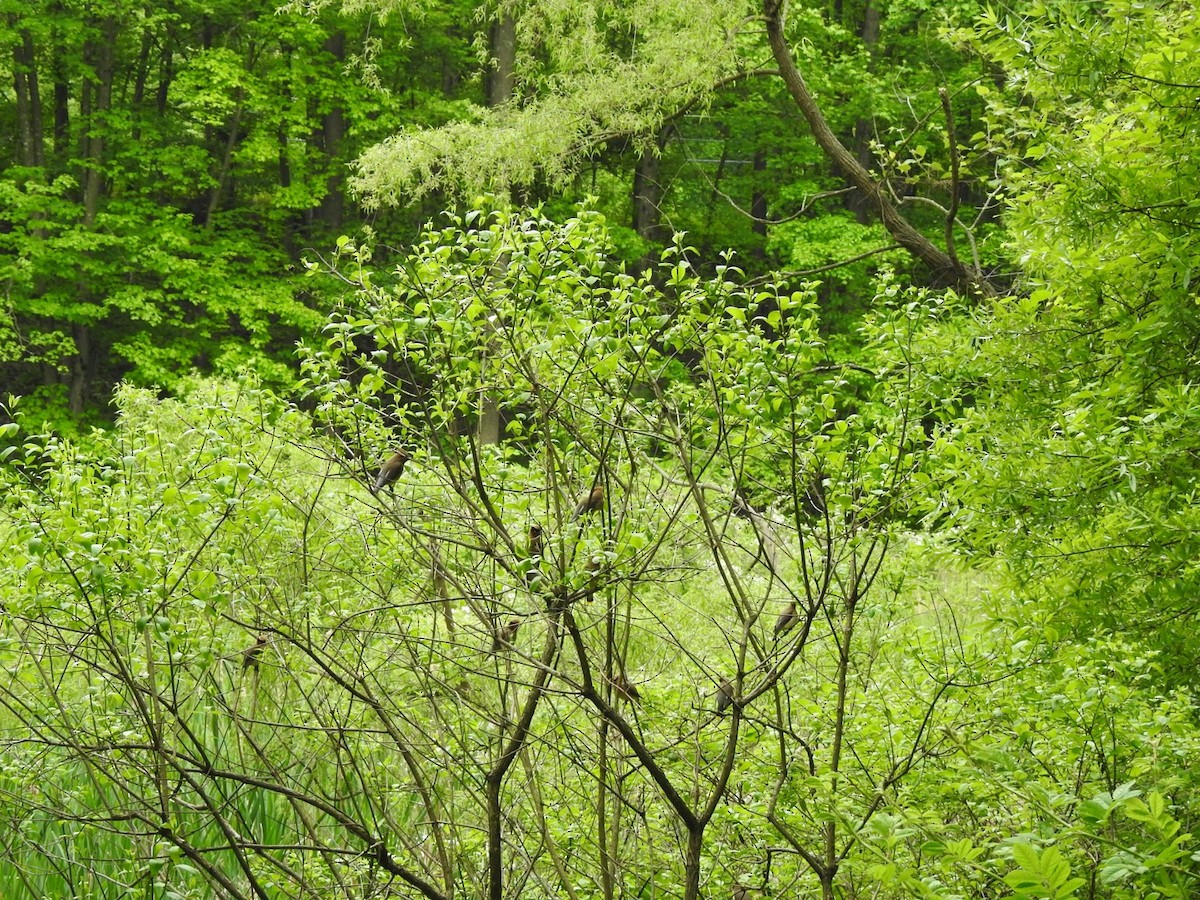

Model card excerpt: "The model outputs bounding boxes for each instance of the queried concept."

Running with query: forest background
[2,0,1200,898]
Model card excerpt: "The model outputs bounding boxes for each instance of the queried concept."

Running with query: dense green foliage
[3,0,1200,897]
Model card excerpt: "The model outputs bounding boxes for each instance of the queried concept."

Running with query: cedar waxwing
[715,677,734,712]
[573,484,604,520]
[372,449,409,493]
[774,601,799,636]
[610,674,642,705]
[525,524,545,586]
[242,633,268,672]
[492,617,522,651]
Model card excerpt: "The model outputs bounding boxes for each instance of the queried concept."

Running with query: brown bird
[573,484,604,520]
[732,883,752,900]
[242,633,268,672]
[525,524,545,586]
[492,617,522,651]
[715,677,734,713]
[372,449,409,493]
[609,674,642,705]
[731,488,756,520]
[774,601,799,637]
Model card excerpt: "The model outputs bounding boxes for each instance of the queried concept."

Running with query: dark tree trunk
[762,0,994,296]
[13,27,46,168]
[751,149,768,245]
[632,134,668,245]
[316,31,346,232]
[477,14,518,446]
[487,15,516,108]
[72,15,118,415]
[849,1,881,223]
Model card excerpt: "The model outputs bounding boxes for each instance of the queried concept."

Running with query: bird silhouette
[492,617,522,651]
[609,674,642,705]
[715,677,734,712]
[372,449,409,493]
[774,601,799,637]
[525,524,545,585]
[242,633,268,672]
[573,484,604,520]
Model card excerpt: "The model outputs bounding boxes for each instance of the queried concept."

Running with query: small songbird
[242,633,268,672]
[774,601,799,637]
[715,677,734,713]
[492,617,522,651]
[573,484,604,520]
[732,488,756,520]
[525,524,545,586]
[610,674,642,705]
[372,449,409,493]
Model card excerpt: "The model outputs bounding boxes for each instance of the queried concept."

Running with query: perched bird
[774,601,799,637]
[731,488,757,520]
[525,524,545,586]
[492,617,522,651]
[242,633,269,672]
[573,484,605,520]
[715,677,734,713]
[372,449,409,493]
[732,883,752,900]
[609,674,642,705]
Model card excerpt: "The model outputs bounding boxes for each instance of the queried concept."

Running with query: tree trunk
[487,15,516,108]
[632,142,666,243]
[477,14,518,447]
[763,0,994,296]
[849,1,881,223]
[13,27,46,168]
[71,14,118,415]
[204,94,245,228]
[751,149,768,246]
[316,31,346,232]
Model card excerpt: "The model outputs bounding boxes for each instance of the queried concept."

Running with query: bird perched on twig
[372,449,409,493]
[609,674,642,705]
[491,617,522,651]
[715,677,734,712]
[242,633,269,672]
[525,524,545,586]
[774,601,799,637]
[573,484,604,520]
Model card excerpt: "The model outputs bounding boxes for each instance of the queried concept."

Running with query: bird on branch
[241,633,269,672]
[525,523,546,585]
[774,601,799,637]
[492,617,523,651]
[609,674,642,705]
[715,677,734,713]
[572,484,604,521]
[371,449,409,493]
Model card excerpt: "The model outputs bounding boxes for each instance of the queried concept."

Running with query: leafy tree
[913,0,1200,683]
[346,0,1004,297]
[1,209,983,899]
[0,0,478,427]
